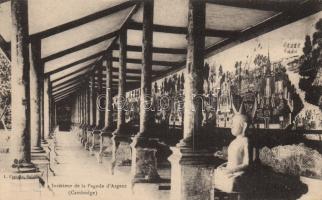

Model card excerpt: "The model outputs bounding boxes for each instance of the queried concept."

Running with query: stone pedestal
[89,129,101,155]
[10,162,39,174]
[110,133,132,175]
[32,154,50,186]
[77,124,83,140]
[80,126,88,145]
[84,128,93,150]
[168,146,218,200]
[131,136,161,183]
[97,128,114,163]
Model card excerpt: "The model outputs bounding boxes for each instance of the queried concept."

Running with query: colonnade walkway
[52,131,134,199]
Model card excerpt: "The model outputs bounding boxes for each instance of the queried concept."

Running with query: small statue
[213,113,250,193]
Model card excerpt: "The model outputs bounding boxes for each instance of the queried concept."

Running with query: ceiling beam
[30,1,136,39]
[53,82,83,95]
[55,92,78,102]
[112,56,182,67]
[52,76,87,90]
[154,0,321,82]
[51,64,93,83]
[52,84,82,96]
[85,3,140,74]
[52,81,82,93]
[127,21,240,38]
[53,81,83,93]
[52,73,90,89]
[206,0,299,12]
[55,94,74,102]
[42,30,118,62]
[0,34,10,60]
[54,86,83,97]
[55,96,68,102]
[54,90,77,99]
[112,44,187,54]
[53,86,81,99]
[44,51,104,75]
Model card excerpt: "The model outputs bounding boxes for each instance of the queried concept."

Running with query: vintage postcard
[0,0,322,200]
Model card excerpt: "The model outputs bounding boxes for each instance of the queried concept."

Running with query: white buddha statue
[213,113,250,193]
[213,108,308,198]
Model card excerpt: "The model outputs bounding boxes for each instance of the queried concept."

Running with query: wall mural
[122,12,322,131]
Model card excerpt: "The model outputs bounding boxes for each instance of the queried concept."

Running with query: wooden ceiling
[0,0,321,101]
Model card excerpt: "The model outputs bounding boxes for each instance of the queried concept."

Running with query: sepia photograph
[0,0,322,199]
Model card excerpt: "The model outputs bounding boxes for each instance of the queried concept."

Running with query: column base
[11,161,39,174]
[80,126,88,145]
[84,130,93,150]
[89,129,101,155]
[81,136,87,146]
[77,124,84,140]
[31,146,46,154]
[110,132,132,175]
[31,154,50,186]
[41,139,48,144]
[168,145,219,200]
[80,129,85,143]
[131,134,161,183]
[97,127,115,163]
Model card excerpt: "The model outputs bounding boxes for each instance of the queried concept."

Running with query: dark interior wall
[57,101,72,131]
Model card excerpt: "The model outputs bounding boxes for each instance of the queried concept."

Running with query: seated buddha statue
[213,113,308,199]
[213,113,250,193]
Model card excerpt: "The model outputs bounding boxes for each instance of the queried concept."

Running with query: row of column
[71,1,215,199]
[10,0,55,173]
[8,0,214,198]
